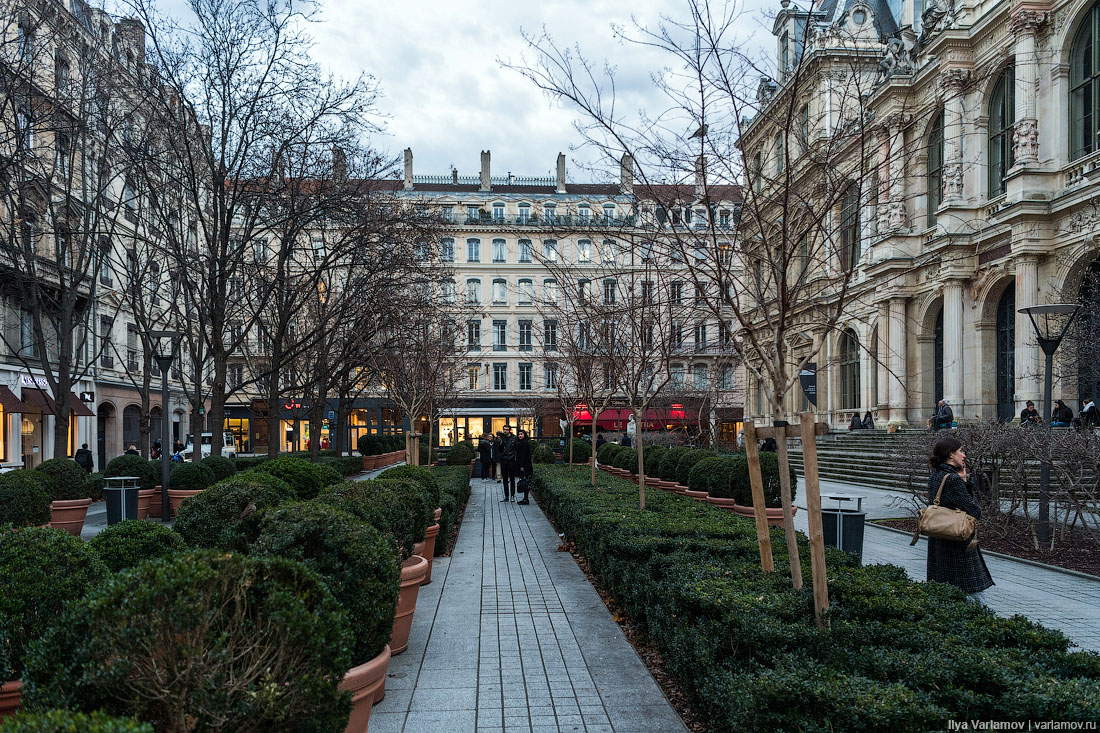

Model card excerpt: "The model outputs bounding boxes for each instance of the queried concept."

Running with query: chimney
[403,148,413,190]
[620,153,634,196]
[480,150,491,192]
[115,19,146,64]
[333,146,347,183]
[555,153,566,193]
[452,167,459,185]
[694,155,705,199]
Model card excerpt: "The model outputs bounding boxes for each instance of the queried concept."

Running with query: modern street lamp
[149,329,183,523]
[1018,304,1080,544]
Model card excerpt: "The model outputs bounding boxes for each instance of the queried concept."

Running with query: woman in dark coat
[926,436,994,600]
[515,429,534,504]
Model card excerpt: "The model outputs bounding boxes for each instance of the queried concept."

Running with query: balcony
[456,214,637,229]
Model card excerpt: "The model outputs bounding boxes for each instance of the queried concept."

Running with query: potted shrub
[675,449,715,489]
[710,453,798,524]
[237,503,400,725]
[166,462,217,517]
[103,455,158,491]
[0,710,153,731]
[34,458,94,536]
[252,456,325,499]
[0,472,51,529]
[174,474,295,550]
[685,455,722,500]
[88,520,186,572]
[569,439,591,465]
[377,466,443,580]
[657,446,690,484]
[200,454,236,481]
[445,441,475,470]
[531,444,556,464]
[22,551,354,732]
[0,528,107,718]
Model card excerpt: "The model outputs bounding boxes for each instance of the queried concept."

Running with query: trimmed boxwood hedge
[88,520,186,572]
[0,470,52,528]
[231,455,270,471]
[320,456,364,476]
[430,466,472,555]
[687,455,723,492]
[167,461,216,492]
[532,444,556,464]
[84,472,106,501]
[675,448,714,486]
[238,502,399,666]
[531,465,1100,729]
[0,710,154,732]
[657,446,690,482]
[642,446,666,476]
[0,527,107,679]
[103,455,158,491]
[596,442,621,466]
[251,456,324,500]
[200,454,235,481]
[569,439,590,464]
[377,466,441,509]
[446,442,475,465]
[314,480,424,560]
[34,458,90,500]
[706,453,798,506]
[612,447,637,472]
[173,475,296,549]
[22,551,353,732]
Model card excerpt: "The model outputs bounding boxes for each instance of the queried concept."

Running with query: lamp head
[1019,304,1080,356]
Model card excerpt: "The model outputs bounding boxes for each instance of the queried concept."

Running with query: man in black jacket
[498,424,518,502]
[74,443,94,472]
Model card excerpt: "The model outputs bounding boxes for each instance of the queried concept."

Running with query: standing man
[477,434,493,480]
[74,443,94,472]
[499,425,518,502]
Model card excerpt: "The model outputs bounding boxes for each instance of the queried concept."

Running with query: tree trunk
[140,351,154,457]
[309,386,325,463]
[774,420,803,591]
[590,415,598,486]
[265,353,283,459]
[333,385,350,456]
[636,434,646,510]
[209,353,228,457]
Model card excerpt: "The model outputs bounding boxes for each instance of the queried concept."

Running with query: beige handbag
[909,474,978,550]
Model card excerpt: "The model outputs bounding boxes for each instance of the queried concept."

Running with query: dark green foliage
[231,455,270,471]
[430,466,472,556]
[675,449,714,486]
[84,473,105,501]
[314,463,343,489]
[34,459,89,500]
[532,444,556,464]
[596,442,621,465]
[711,453,797,506]
[103,455,158,491]
[0,528,106,678]
[167,461,216,492]
[446,442,475,465]
[172,475,296,549]
[657,446,690,482]
[0,470,52,527]
[612,447,637,472]
[378,466,441,509]
[22,552,353,732]
[88,520,185,572]
[252,456,324,500]
[240,503,399,664]
[687,456,723,492]
[371,479,434,545]
[320,456,365,476]
[643,446,666,475]
[199,455,235,481]
[314,480,427,559]
[0,710,154,732]
[569,439,590,463]
[530,465,1100,730]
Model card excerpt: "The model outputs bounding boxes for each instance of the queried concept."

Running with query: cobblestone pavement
[369,477,687,733]
[793,478,1100,652]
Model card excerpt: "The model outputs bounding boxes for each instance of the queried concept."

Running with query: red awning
[20,388,94,417]
[0,386,31,413]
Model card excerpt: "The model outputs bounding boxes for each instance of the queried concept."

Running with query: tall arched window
[933,308,944,407]
[988,67,1015,197]
[838,329,861,409]
[927,112,944,226]
[1077,259,1100,403]
[840,182,860,270]
[1071,7,1100,160]
[995,287,1016,421]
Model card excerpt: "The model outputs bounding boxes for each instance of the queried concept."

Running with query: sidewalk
[793,478,1100,652]
[369,477,687,733]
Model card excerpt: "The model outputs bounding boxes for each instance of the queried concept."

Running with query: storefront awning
[0,386,31,413]
[20,388,94,417]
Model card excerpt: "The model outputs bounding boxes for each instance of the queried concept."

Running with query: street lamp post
[1018,304,1080,544]
[150,330,182,523]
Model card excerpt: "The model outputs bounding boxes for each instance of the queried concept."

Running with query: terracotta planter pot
[733,503,797,526]
[148,485,163,519]
[672,484,690,495]
[644,477,662,487]
[166,488,204,517]
[0,680,22,721]
[421,523,440,584]
[49,498,93,536]
[137,488,155,520]
[705,496,737,509]
[657,481,678,491]
[683,489,709,502]
[433,507,442,523]
[412,540,425,558]
[339,644,391,732]
[389,555,429,655]
[362,455,378,471]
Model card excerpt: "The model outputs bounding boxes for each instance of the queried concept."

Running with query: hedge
[320,456,364,476]
[103,455,158,491]
[596,442,621,466]
[430,466,472,555]
[657,446,690,482]
[251,456,324,500]
[167,461,216,492]
[568,439,591,464]
[0,470,52,528]
[687,455,723,492]
[643,446,666,476]
[314,480,425,560]
[231,455,270,471]
[200,455,236,481]
[531,465,1100,729]
[532,444,556,464]
[22,552,352,732]
[88,520,186,572]
[377,466,441,509]
[172,475,296,549]
[612,447,637,472]
[0,710,153,732]
[707,453,798,506]
[675,448,714,486]
[446,442,475,465]
[34,459,90,500]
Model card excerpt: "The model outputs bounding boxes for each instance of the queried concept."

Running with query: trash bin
[104,476,140,525]
[821,494,865,563]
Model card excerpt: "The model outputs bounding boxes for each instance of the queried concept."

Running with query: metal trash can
[821,494,866,563]
[104,476,140,525]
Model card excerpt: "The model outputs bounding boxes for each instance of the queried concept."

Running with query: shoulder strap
[932,474,949,506]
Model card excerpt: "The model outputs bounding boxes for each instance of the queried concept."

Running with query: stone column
[882,113,910,232]
[940,69,970,202]
[943,279,965,407]
[888,297,909,422]
[1015,255,1041,406]
[877,302,890,413]
[1009,11,1046,165]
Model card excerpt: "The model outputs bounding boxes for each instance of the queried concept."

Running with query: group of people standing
[477,426,533,504]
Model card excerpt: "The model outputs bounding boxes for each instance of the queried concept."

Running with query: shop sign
[799,363,818,407]
[20,375,50,388]
[79,392,94,402]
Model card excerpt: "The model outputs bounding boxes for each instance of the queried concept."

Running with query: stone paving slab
[371,477,687,733]
[793,477,1100,652]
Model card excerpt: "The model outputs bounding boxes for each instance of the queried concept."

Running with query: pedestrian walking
[1020,400,1041,426]
[492,432,503,481]
[477,434,493,480]
[499,425,518,501]
[595,433,606,450]
[515,429,533,504]
[74,443,94,472]
[925,436,994,602]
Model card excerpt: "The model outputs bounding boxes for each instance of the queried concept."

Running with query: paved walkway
[370,477,686,733]
[793,478,1100,652]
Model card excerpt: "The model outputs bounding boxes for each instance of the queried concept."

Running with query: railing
[1064,149,1100,190]
[458,214,638,228]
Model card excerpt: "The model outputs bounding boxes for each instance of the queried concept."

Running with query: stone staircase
[786,430,930,493]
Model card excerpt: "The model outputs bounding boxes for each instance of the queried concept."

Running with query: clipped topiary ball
[314,463,343,489]
[167,461,216,492]
[84,472,106,501]
[173,475,296,549]
[22,551,353,732]
[596,442,621,466]
[242,503,400,666]
[0,710,154,732]
[0,471,52,528]
[613,447,638,472]
[569,438,590,464]
[675,449,715,486]
[643,446,667,475]
[104,455,158,491]
[532,444,556,464]
[34,458,90,501]
[199,454,235,481]
[88,520,186,573]
[377,466,441,508]
[657,446,690,482]
[370,479,434,545]
[446,442,475,466]
[687,456,724,493]
[251,456,324,500]
[0,527,107,679]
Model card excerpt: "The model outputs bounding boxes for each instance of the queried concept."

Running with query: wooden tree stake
[775,429,803,590]
[743,420,775,573]
[799,411,830,628]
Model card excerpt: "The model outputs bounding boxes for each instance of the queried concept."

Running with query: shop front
[14,378,94,468]
[435,402,535,446]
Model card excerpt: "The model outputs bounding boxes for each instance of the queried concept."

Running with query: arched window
[988,67,1015,197]
[1077,259,1100,403]
[933,308,944,407]
[122,405,142,450]
[927,112,944,226]
[996,287,1016,421]
[1071,7,1100,160]
[838,329,860,409]
[840,182,860,270]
